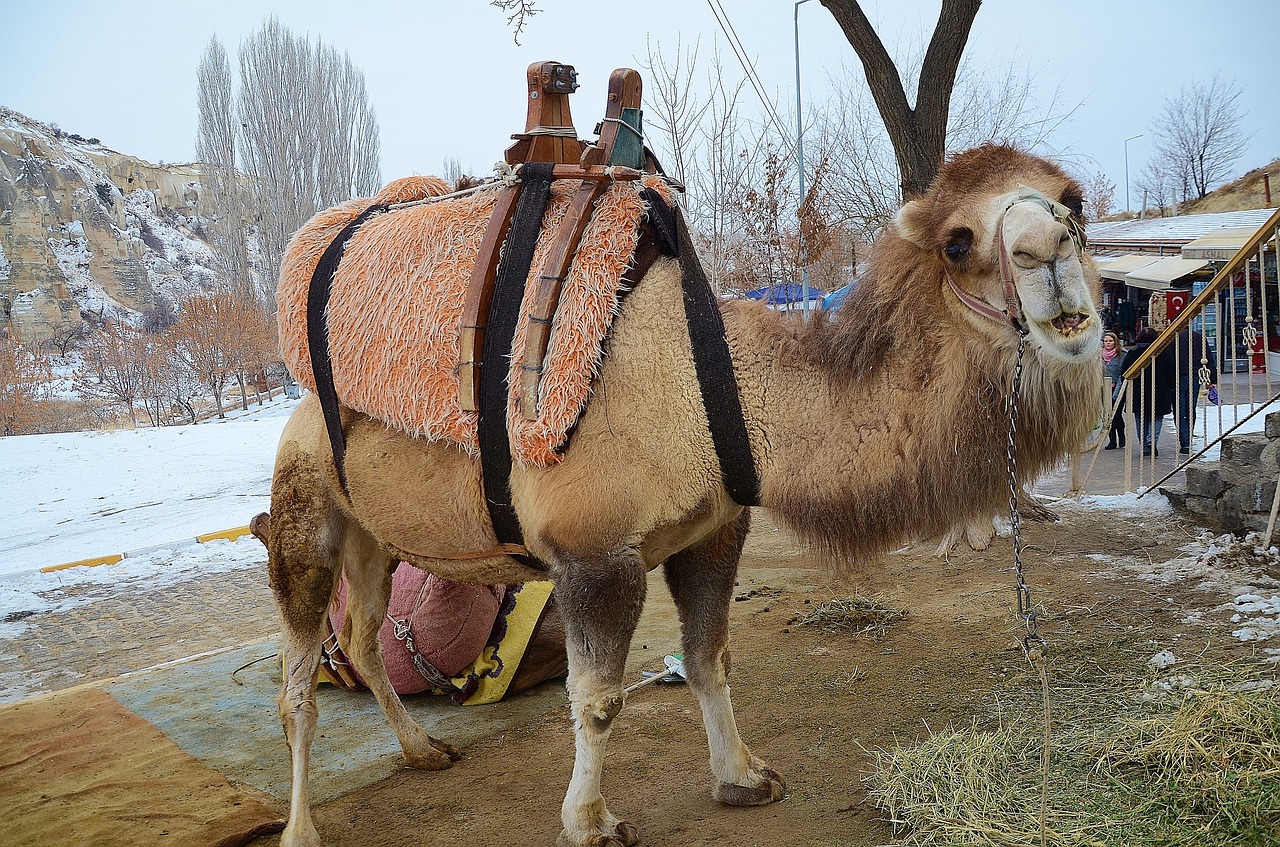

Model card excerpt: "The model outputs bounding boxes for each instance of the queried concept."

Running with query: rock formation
[0,107,242,342]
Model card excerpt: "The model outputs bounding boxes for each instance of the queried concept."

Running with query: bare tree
[34,318,88,358]
[807,77,899,242]
[146,335,203,425]
[168,292,245,418]
[1082,171,1117,221]
[641,36,712,197]
[810,49,1076,242]
[442,156,465,183]
[944,55,1078,154]
[237,17,382,304]
[819,0,982,197]
[492,0,539,44]
[196,36,256,298]
[1149,74,1251,199]
[0,335,53,435]
[641,43,757,293]
[733,145,798,295]
[1134,158,1175,217]
[76,321,151,427]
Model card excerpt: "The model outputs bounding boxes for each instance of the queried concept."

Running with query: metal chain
[1007,329,1052,847]
[1006,330,1046,658]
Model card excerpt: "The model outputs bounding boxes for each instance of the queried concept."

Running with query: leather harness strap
[307,202,388,495]
[671,204,762,508]
[477,162,556,565]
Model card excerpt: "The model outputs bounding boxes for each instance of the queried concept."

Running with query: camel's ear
[893,200,930,249]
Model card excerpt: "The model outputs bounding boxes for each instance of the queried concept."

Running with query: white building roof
[1088,208,1277,248]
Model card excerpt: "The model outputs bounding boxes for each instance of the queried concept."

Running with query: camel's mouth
[1044,311,1092,338]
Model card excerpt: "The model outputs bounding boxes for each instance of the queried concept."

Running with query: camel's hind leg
[663,510,786,806]
[339,530,461,769]
[265,463,459,847]
[553,547,648,847]
[263,462,344,847]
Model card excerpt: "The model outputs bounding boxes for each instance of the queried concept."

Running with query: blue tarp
[744,282,827,307]
[822,282,855,311]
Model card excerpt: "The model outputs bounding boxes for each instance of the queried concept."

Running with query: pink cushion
[331,563,504,694]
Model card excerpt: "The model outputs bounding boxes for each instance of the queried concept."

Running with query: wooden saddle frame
[456,61,653,419]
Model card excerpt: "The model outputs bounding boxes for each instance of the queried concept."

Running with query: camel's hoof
[556,820,640,847]
[281,818,321,847]
[713,766,787,806]
[403,738,461,770]
[964,525,994,551]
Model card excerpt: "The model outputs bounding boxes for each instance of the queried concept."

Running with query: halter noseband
[946,185,1087,334]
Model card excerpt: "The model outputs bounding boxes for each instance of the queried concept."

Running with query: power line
[704,0,791,143]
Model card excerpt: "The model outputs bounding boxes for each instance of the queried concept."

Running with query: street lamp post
[1124,133,1143,214]
[795,0,812,319]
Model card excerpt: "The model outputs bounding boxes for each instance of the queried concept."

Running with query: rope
[599,116,644,143]
[525,125,578,137]
[385,162,521,212]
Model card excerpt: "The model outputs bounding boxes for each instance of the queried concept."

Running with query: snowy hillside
[0,106,259,336]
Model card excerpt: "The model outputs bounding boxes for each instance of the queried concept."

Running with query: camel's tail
[249,512,271,546]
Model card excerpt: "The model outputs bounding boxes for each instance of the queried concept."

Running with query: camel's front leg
[553,548,647,847]
[664,511,786,805]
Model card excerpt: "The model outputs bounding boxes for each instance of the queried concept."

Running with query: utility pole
[795,0,812,320]
[1124,133,1143,214]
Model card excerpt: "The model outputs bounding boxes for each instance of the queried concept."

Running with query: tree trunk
[820,0,981,197]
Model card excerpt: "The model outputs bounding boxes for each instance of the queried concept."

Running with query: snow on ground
[0,395,298,579]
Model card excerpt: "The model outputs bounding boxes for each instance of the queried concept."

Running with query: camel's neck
[721,298,1096,562]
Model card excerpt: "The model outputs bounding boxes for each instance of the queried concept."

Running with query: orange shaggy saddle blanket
[278,174,676,467]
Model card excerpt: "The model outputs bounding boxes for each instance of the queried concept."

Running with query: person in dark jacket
[1174,327,1218,454]
[1119,327,1175,456]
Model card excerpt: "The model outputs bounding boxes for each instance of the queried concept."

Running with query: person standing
[1120,327,1176,456]
[1102,331,1126,449]
[1174,326,1217,455]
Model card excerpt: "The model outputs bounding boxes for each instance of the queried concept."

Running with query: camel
[264,143,1102,847]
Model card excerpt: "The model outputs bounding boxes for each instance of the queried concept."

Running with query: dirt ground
[246,504,1275,847]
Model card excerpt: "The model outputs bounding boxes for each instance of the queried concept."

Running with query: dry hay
[792,594,908,639]
[865,661,1280,846]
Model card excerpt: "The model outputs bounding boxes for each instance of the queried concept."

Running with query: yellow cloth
[457,580,555,705]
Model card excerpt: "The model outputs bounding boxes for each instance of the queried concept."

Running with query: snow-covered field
[1,395,297,578]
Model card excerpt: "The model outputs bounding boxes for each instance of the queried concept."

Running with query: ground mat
[0,687,283,847]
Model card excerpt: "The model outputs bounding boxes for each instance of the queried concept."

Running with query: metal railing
[1078,207,1280,495]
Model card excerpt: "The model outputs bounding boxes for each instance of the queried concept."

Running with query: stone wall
[1178,412,1280,533]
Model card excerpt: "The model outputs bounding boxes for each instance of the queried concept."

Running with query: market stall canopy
[1180,226,1268,261]
[1095,254,1159,281]
[1124,256,1210,291]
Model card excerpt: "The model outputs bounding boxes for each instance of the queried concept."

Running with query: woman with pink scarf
[1102,331,1126,449]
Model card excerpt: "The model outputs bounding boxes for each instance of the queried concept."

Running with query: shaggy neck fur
[723,227,1100,564]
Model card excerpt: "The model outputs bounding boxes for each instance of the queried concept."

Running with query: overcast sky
[2,1,1276,211]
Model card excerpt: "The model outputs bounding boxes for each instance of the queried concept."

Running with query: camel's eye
[943,228,972,263]
[1060,190,1083,218]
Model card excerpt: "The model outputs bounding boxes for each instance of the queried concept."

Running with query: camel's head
[894,145,1102,365]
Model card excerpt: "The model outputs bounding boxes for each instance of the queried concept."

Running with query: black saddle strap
[307,202,388,494]
[477,162,555,562]
[672,208,761,507]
